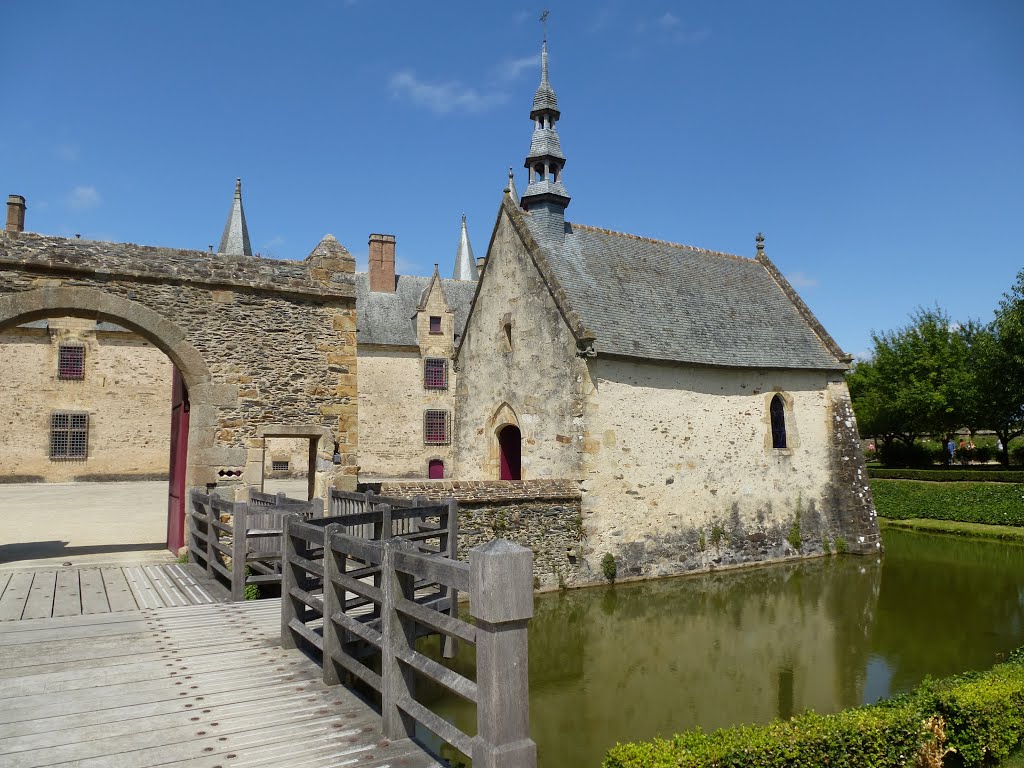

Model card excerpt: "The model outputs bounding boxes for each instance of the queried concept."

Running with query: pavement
[0,481,172,570]
[0,478,314,570]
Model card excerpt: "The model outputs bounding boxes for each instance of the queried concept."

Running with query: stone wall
[380,480,587,587]
[453,207,588,481]
[0,231,358,495]
[581,357,878,580]
[0,319,172,481]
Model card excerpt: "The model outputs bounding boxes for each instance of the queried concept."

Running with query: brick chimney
[368,233,397,293]
[6,195,26,233]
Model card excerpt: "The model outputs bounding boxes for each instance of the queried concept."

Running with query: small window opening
[424,358,448,390]
[424,410,451,445]
[50,411,88,460]
[503,321,513,352]
[58,345,85,380]
[272,460,289,472]
[534,163,545,181]
[770,394,787,449]
[429,315,442,335]
[428,458,445,479]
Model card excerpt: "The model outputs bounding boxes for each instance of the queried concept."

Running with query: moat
[421,527,1024,767]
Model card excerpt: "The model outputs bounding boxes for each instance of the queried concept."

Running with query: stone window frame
[428,315,442,335]
[50,410,89,460]
[423,409,451,446]
[764,391,799,455]
[271,460,290,472]
[57,344,86,380]
[423,357,448,390]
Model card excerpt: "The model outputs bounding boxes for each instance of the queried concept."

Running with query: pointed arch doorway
[498,425,522,481]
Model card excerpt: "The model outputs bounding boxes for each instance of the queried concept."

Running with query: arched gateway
[0,223,359,553]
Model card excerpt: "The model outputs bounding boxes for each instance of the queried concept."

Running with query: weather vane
[540,9,549,42]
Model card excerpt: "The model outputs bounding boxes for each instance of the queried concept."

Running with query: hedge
[870,479,1024,527]
[882,518,1024,543]
[604,647,1024,768]
[870,468,1024,484]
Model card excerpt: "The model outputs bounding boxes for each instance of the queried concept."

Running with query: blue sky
[3,1,1022,358]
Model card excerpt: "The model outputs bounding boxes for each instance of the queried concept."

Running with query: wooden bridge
[0,490,537,768]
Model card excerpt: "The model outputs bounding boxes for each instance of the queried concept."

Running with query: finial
[234,177,242,198]
[540,9,549,43]
[462,212,466,223]
[756,232,765,252]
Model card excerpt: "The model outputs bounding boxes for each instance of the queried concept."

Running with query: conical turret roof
[452,214,477,281]
[218,178,252,257]
[531,42,559,119]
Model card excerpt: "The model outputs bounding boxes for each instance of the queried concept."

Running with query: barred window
[424,409,451,445]
[58,345,85,380]
[429,315,442,334]
[272,460,289,472]
[50,411,88,460]
[424,358,448,390]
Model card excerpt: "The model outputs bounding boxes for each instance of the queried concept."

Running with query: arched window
[770,394,787,449]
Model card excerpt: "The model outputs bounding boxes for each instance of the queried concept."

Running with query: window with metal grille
[424,409,450,445]
[50,411,88,460]
[429,315,442,334]
[58,345,85,380]
[424,358,448,390]
[272,460,289,472]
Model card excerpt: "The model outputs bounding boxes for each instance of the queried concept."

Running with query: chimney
[368,233,397,293]
[476,256,487,275]
[6,195,26,233]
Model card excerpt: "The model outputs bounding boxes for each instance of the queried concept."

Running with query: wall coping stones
[0,232,355,300]
[380,479,581,504]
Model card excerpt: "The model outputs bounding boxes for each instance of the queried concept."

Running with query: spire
[507,167,518,200]
[453,214,478,281]
[521,37,570,232]
[218,177,252,257]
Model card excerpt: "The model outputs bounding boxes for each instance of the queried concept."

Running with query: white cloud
[68,185,100,210]
[389,70,506,115]
[787,271,819,289]
[498,53,541,82]
[658,12,680,28]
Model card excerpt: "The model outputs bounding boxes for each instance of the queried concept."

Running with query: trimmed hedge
[870,479,1024,527]
[870,468,1024,483]
[604,648,1024,768]
[882,518,1024,543]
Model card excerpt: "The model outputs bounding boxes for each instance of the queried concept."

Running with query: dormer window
[429,316,442,335]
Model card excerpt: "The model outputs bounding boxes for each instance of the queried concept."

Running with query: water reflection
[420,528,1024,768]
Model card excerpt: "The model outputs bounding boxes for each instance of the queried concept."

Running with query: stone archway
[0,287,223,552]
[487,402,522,480]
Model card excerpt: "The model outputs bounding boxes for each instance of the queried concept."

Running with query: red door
[428,459,444,479]
[498,425,521,481]
[167,366,189,553]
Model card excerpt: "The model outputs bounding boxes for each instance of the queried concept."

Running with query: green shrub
[878,440,940,468]
[870,479,1024,526]
[604,647,1024,768]
[834,536,848,554]
[869,468,1024,483]
[1013,445,1024,467]
[601,553,617,583]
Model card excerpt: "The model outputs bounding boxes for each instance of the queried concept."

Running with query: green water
[418,528,1024,767]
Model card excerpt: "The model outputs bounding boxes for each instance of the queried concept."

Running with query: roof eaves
[755,251,852,367]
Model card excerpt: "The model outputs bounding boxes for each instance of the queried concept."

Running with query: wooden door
[166,365,189,553]
[428,459,444,479]
[498,425,521,481]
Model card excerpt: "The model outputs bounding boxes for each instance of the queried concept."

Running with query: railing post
[204,496,215,578]
[381,538,417,740]
[442,497,459,659]
[470,540,537,768]
[230,502,248,602]
[280,513,303,650]
[321,523,344,686]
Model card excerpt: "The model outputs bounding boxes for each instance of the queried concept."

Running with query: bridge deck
[0,598,441,767]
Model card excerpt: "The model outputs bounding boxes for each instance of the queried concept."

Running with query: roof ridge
[568,222,755,263]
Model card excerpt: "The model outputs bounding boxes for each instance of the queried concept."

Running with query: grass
[1003,747,1024,767]
[880,517,1024,543]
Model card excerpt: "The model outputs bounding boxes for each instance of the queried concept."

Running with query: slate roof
[218,178,252,257]
[355,273,477,347]
[517,210,848,370]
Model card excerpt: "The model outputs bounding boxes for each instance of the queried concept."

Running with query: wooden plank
[100,568,139,612]
[0,572,33,621]
[143,565,189,607]
[20,571,57,620]
[78,569,111,615]
[0,572,11,600]
[122,566,162,609]
[51,570,82,618]
[162,565,215,605]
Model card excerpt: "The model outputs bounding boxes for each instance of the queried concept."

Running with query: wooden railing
[187,489,323,601]
[281,512,536,767]
[329,488,428,538]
